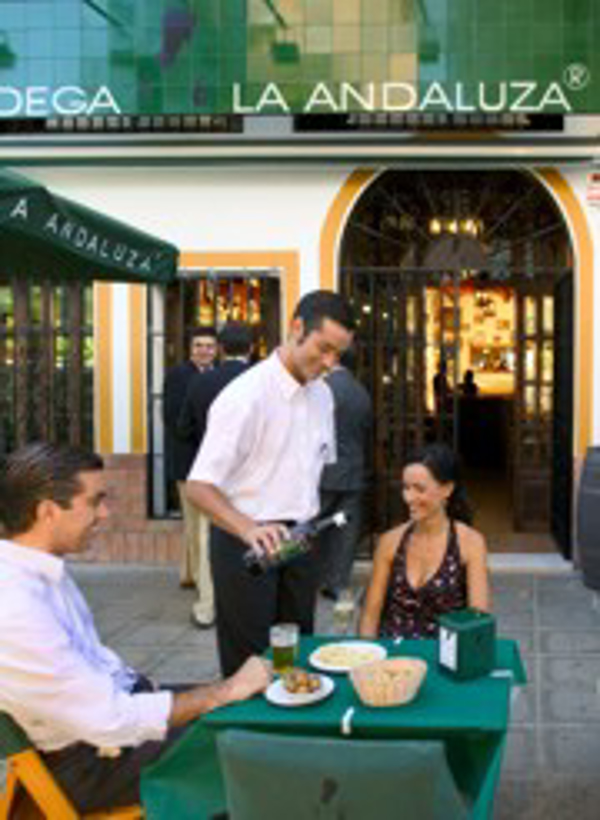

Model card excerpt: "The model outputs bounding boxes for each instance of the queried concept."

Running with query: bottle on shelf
[243,511,347,576]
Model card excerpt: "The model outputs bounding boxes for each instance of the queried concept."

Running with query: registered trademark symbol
[563,63,590,91]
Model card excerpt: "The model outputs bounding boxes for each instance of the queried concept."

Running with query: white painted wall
[110,283,131,453]
[19,164,356,293]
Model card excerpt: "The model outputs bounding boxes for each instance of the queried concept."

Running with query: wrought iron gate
[342,266,464,534]
[0,279,94,456]
[342,264,573,549]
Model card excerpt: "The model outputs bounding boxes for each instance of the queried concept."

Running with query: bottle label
[278,538,305,561]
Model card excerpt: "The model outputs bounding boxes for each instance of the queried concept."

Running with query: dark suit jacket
[176,359,250,476]
[162,360,202,483]
[320,366,373,492]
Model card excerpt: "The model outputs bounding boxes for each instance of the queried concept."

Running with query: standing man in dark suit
[318,350,372,599]
[162,327,217,587]
[178,322,253,628]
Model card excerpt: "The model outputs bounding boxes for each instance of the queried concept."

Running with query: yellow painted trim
[94,283,113,454]
[129,285,147,454]
[537,168,594,457]
[180,250,300,331]
[320,168,377,291]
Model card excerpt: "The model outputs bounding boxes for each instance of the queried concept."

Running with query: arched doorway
[339,170,574,556]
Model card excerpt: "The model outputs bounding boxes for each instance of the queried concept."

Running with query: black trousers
[39,678,188,815]
[210,526,319,677]
[40,730,184,815]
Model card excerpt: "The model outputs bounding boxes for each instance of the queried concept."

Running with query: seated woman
[359,443,490,640]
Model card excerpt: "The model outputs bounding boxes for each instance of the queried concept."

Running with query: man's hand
[169,656,272,727]
[242,523,290,557]
[225,656,273,703]
[186,482,288,558]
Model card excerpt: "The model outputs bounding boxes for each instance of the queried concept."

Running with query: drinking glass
[332,588,356,636]
[270,623,299,674]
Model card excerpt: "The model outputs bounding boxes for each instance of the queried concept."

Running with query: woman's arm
[461,526,492,612]
[359,527,401,638]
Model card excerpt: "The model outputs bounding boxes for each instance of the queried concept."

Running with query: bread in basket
[350,657,427,707]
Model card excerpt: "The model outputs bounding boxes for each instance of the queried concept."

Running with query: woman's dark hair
[0,442,104,537]
[406,443,473,524]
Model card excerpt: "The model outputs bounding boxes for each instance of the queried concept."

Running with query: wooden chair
[0,712,143,819]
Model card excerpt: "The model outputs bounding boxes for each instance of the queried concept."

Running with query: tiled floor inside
[466,468,557,554]
[3,563,600,819]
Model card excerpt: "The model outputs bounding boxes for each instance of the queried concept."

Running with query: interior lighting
[429,218,483,237]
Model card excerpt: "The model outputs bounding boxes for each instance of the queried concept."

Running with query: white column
[111,283,131,453]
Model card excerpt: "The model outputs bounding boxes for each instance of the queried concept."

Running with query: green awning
[0,169,179,284]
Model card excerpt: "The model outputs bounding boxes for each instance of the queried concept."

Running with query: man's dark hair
[0,443,104,537]
[293,290,356,335]
[187,326,217,345]
[218,322,253,357]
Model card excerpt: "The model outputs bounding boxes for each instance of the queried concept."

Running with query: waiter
[186,290,355,675]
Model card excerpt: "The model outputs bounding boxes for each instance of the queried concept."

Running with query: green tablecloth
[142,637,525,820]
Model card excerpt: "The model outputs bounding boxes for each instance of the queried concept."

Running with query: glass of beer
[270,623,299,674]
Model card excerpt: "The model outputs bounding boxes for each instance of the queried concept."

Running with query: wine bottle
[243,511,347,576]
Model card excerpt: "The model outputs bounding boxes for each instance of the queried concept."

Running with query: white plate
[309,641,387,673]
[265,674,335,707]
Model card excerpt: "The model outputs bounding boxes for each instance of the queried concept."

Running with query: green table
[142,637,525,820]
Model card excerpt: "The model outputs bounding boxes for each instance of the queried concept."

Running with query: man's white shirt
[188,350,336,522]
[0,539,172,751]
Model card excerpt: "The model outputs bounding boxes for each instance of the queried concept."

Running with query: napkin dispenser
[438,608,496,680]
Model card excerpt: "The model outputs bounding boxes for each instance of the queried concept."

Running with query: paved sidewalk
[3,564,600,819]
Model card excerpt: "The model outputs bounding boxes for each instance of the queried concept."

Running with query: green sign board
[0,0,598,117]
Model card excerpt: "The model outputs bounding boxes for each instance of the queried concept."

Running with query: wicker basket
[350,657,427,707]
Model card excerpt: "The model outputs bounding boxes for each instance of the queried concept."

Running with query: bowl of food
[350,657,427,707]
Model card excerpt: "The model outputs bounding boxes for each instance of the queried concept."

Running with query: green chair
[0,711,143,819]
[217,730,469,820]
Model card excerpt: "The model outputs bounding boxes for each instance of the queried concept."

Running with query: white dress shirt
[0,539,172,752]
[188,350,335,523]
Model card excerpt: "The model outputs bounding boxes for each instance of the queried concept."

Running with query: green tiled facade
[0,0,597,116]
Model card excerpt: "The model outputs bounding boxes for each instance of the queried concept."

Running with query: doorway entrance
[340,170,573,557]
[148,270,281,518]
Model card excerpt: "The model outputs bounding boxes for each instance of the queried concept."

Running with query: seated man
[0,442,271,815]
